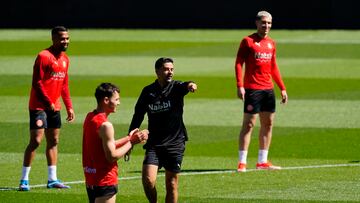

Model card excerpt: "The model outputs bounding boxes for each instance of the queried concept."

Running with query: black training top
[129,80,190,148]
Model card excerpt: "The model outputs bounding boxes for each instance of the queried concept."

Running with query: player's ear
[103,97,110,104]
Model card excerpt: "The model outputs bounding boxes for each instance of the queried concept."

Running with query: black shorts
[244,89,276,114]
[143,143,185,173]
[86,184,118,203]
[29,110,61,129]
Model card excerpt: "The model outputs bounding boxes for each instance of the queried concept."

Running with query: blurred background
[1,0,359,29]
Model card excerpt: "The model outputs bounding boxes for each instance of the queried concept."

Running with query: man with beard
[129,57,197,203]
[19,26,75,191]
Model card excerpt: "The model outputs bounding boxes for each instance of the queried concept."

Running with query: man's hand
[66,109,75,122]
[188,82,197,93]
[129,129,149,145]
[237,87,245,101]
[280,90,288,104]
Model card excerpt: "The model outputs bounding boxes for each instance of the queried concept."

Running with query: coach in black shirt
[129,57,197,203]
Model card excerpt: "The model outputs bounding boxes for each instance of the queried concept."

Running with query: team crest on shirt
[246,104,254,112]
[62,61,66,68]
[267,43,273,49]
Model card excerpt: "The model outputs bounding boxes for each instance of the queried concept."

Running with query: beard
[61,45,68,52]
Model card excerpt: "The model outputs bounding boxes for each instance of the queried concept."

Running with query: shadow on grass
[0,187,18,191]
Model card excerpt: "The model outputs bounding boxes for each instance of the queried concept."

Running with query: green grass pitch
[0,29,359,202]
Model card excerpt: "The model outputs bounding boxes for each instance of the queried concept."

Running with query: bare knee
[142,165,158,203]
[259,112,275,130]
[261,119,274,131]
[165,171,178,191]
[28,139,41,150]
[142,171,157,188]
[166,178,177,193]
[45,129,60,147]
[241,120,255,133]
[46,136,59,148]
[28,129,44,150]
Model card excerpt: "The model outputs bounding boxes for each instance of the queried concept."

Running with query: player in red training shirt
[83,83,148,203]
[235,11,288,172]
[19,26,76,191]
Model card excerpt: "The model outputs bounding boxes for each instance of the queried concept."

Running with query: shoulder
[265,36,275,44]
[142,83,154,93]
[100,121,114,133]
[38,48,53,56]
[37,49,52,60]
[244,33,257,41]
[143,81,158,91]
[100,121,113,129]
[240,34,256,47]
[88,112,108,125]
[61,52,69,60]
[99,121,114,139]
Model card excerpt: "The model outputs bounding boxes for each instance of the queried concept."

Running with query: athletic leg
[142,164,158,203]
[45,128,60,167]
[256,111,280,169]
[239,113,257,151]
[165,170,179,203]
[20,110,46,190]
[258,112,275,151]
[23,129,45,167]
[44,128,71,188]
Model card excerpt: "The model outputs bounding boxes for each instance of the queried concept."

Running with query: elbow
[105,153,119,163]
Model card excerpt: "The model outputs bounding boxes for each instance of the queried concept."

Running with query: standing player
[235,11,288,172]
[19,26,75,191]
[129,57,197,203]
[83,83,148,203]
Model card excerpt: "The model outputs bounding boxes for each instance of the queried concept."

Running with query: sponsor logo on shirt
[149,100,171,113]
[50,71,66,80]
[254,52,272,62]
[84,166,96,174]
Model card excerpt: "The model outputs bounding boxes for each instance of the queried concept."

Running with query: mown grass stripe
[1,75,360,100]
[2,96,359,128]
[1,29,360,44]
[2,56,360,79]
[1,40,360,59]
[2,163,359,191]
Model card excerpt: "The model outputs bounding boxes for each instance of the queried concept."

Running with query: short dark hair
[51,26,68,36]
[95,83,120,104]
[155,57,174,70]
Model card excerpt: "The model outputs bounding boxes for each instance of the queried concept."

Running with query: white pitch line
[2,163,359,191]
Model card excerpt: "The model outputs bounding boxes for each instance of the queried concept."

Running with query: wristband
[127,136,132,145]
[115,136,131,148]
